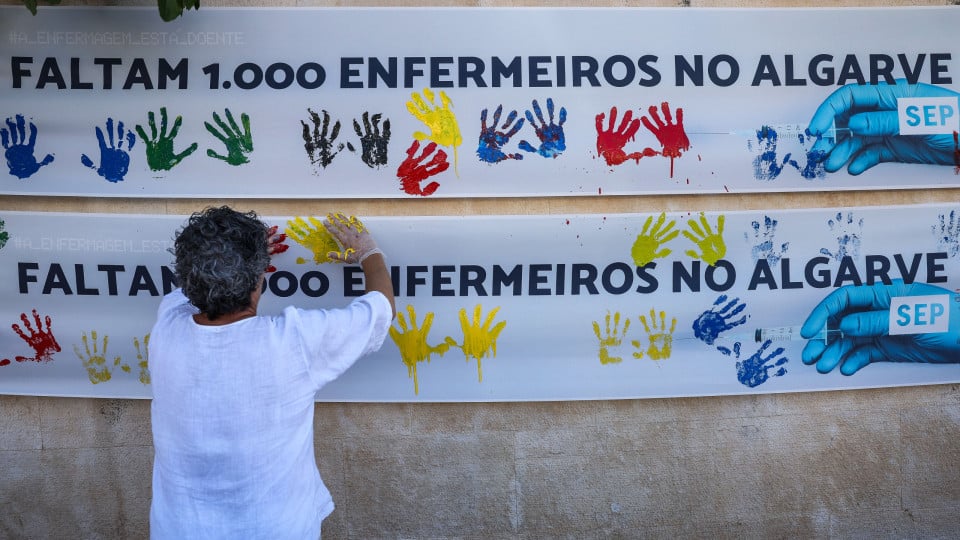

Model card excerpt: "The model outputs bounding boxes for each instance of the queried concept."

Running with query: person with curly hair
[149,206,395,540]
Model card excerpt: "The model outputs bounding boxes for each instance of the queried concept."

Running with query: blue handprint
[477,105,524,164]
[1,114,55,179]
[81,118,136,183]
[818,211,863,261]
[518,98,567,159]
[748,125,797,181]
[728,340,788,388]
[745,215,789,266]
[794,129,828,180]
[932,210,960,258]
[692,295,748,345]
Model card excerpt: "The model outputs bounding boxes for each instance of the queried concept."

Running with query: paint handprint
[301,108,349,170]
[641,102,690,178]
[819,211,863,261]
[746,215,789,265]
[0,217,8,250]
[518,98,567,159]
[397,140,449,196]
[74,330,130,384]
[266,224,289,273]
[726,340,788,388]
[477,105,525,164]
[389,305,451,395]
[205,108,253,165]
[933,210,960,258]
[748,126,797,181]
[353,112,390,169]
[592,311,631,365]
[2,309,61,366]
[631,212,679,266]
[135,107,198,172]
[2,114,54,179]
[632,309,677,360]
[444,304,506,382]
[81,118,136,183]
[794,129,828,180]
[693,295,747,346]
[285,216,340,265]
[595,106,657,167]
[134,334,150,385]
[683,212,727,266]
[406,88,462,168]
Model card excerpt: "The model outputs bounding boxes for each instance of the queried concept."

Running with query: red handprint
[641,102,691,178]
[397,140,450,196]
[595,106,658,167]
[2,309,61,366]
[266,224,289,273]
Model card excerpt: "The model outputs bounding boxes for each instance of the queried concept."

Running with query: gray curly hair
[173,206,271,320]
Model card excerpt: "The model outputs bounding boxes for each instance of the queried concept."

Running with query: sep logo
[898,97,959,135]
[889,294,950,335]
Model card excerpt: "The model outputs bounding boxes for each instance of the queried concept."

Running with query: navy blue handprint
[692,295,748,345]
[733,340,788,388]
[81,118,136,183]
[518,98,567,159]
[1,115,55,179]
[477,105,524,164]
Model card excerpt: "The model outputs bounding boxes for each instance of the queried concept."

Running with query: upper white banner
[1,6,958,198]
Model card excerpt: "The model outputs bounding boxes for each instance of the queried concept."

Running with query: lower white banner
[1,204,958,401]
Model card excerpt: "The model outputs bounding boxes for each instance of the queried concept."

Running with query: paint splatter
[134,334,151,385]
[632,308,677,360]
[1,114,55,179]
[933,210,960,258]
[746,215,789,266]
[74,330,130,384]
[389,305,451,395]
[266,224,289,273]
[595,106,658,167]
[517,98,567,159]
[0,217,8,250]
[631,212,679,266]
[81,117,135,182]
[206,108,253,166]
[819,211,863,261]
[693,295,747,345]
[2,309,61,366]
[301,108,347,170]
[682,212,727,266]
[640,102,690,178]
[407,88,462,172]
[285,216,340,265]
[397,140,449,196]
[477,104,524,163]
[592,311,631,365]
[135,107,198,172]
[353,111,390,169]
[722,340,787,388]
[444,305,506,382]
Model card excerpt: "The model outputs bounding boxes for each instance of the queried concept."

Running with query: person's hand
[322,213,382,264]
[801,280,960,375]
[806,80,960,175]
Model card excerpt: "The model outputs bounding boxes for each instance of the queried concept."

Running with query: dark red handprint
[595,106,658,167]
[397,140,450,196]
[266,224,289,273]
[641,102,690,178]
[2,309,61,366]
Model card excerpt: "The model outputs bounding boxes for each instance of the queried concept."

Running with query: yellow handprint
[134,334,150,385]
[683,212,727,266]
[632,308,677,361]
[74,330,130,384]
[285,216,340,265]
[444,304,506,382]
[389,305,451,395]
[406,88,462,172]
[631,212,680,266]
[592,310,631,365]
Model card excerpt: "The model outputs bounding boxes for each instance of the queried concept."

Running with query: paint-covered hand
[2,310,62,366]
[265,224,289,273]
[322,213,382,264]
[397,140,449,196]
[136,107,198,172]
[641,102,690,177]
[2,114,54,179]
[682,212,726,266]
[518,98,567,158]
[592,311,631,365]
[74,330,130,384]
[353,112,390,169]
[205,108,253,165]
[595,106,657,167]
[301,108,349,170]
[631,212,679,267]
[800,280,960,375]
[81,118,136,182]
[806,80,960,175]
[477,105,524,163]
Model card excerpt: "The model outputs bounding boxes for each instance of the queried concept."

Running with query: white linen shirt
[149,289,392,540]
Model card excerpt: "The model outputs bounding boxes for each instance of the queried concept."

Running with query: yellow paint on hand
[388,305,450,395]
[285,216,340,265]
[683,212,727,266]
[592,310,631,365]
[632,308,677,361]
[406,88,462,174]
[445,304,506,382]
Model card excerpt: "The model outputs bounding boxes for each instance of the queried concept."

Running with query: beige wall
[1,1,959,538]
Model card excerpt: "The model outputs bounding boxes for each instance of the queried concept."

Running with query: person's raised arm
[323,213,396,319]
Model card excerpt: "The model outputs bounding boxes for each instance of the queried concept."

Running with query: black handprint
[353,112,390,169]
[302,108,352,170]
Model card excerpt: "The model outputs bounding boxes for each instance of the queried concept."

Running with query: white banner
[1,205,959,401]
[1,6,959,198]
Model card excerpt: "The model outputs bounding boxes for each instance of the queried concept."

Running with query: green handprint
[592,310,631,365]
[0,217,8,250]
[389,305,451,395]
[74,330,130,384]
[205,108,253,165]
[631,212,680,266]
[136,107,198,172]
[683,212,727,266]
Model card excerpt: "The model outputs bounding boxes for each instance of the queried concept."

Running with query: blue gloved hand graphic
[806,80,959,175]
[800,279,960,375]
